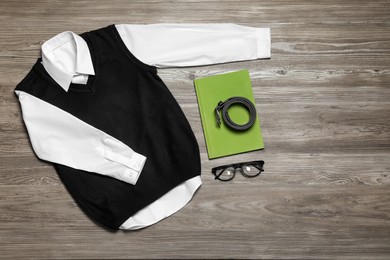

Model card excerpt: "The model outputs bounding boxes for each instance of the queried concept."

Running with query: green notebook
[194,70,264,159]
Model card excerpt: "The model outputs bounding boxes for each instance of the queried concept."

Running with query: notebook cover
[194,70,264,159]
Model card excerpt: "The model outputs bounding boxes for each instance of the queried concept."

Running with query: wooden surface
[1,0,390,259]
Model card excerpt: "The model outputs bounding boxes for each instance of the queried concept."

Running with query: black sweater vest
[16,25,201,229]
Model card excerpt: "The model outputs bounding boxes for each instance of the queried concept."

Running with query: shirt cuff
[101,137,147,185]
[103,148,147,185]
[256,28,271,59]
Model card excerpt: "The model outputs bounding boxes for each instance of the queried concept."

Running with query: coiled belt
[214,96,257,131]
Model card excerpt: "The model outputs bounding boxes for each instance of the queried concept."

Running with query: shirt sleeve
[15,90,146,185]
[115,23,271,68]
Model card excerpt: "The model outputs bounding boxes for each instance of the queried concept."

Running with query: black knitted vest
[15,25,201,229]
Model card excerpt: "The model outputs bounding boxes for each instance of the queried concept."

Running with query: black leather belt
[214,96,257,131]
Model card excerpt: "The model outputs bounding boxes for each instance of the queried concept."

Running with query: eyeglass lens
[215,166,235,181]
[241,164,262,177]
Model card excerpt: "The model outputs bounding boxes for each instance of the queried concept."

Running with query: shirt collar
[41,31,95,92]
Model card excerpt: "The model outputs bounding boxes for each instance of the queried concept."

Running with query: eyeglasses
[211,160,264,181]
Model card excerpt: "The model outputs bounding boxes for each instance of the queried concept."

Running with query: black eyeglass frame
[211,160,264,181]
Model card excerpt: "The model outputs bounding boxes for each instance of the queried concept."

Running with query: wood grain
[1,0,389,259]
